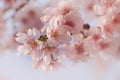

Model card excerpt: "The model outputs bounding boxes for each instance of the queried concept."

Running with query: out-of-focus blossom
[63,43,89,63]
[2,0,28,11]
[78,0,99,22]
[14,4,44,30]
[0,11,6,38]
[100,0,116,6]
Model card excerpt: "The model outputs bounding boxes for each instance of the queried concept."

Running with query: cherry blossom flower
[41,0,84,34]
[14,4,44,30]
[32,43,64,71]
[46,25,72,45]
[63,43,89,63]
[98,35,120,61]
[15,28,41,56]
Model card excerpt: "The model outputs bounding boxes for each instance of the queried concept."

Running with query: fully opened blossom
[61,33,88,63]
[15,28,41,56]
[41,0,84,35]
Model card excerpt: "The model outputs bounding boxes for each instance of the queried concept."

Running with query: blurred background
[1,53,120,80]
[0,0,120,80]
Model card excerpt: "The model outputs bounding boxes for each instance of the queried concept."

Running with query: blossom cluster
[1,0,120,71]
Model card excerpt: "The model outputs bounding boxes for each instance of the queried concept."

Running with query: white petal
[33,28,40,38]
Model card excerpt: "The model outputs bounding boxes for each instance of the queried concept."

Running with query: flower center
[27,39,37,48]
[65,20,75,27]
[43,45,55,53]
[75,44,84,54]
